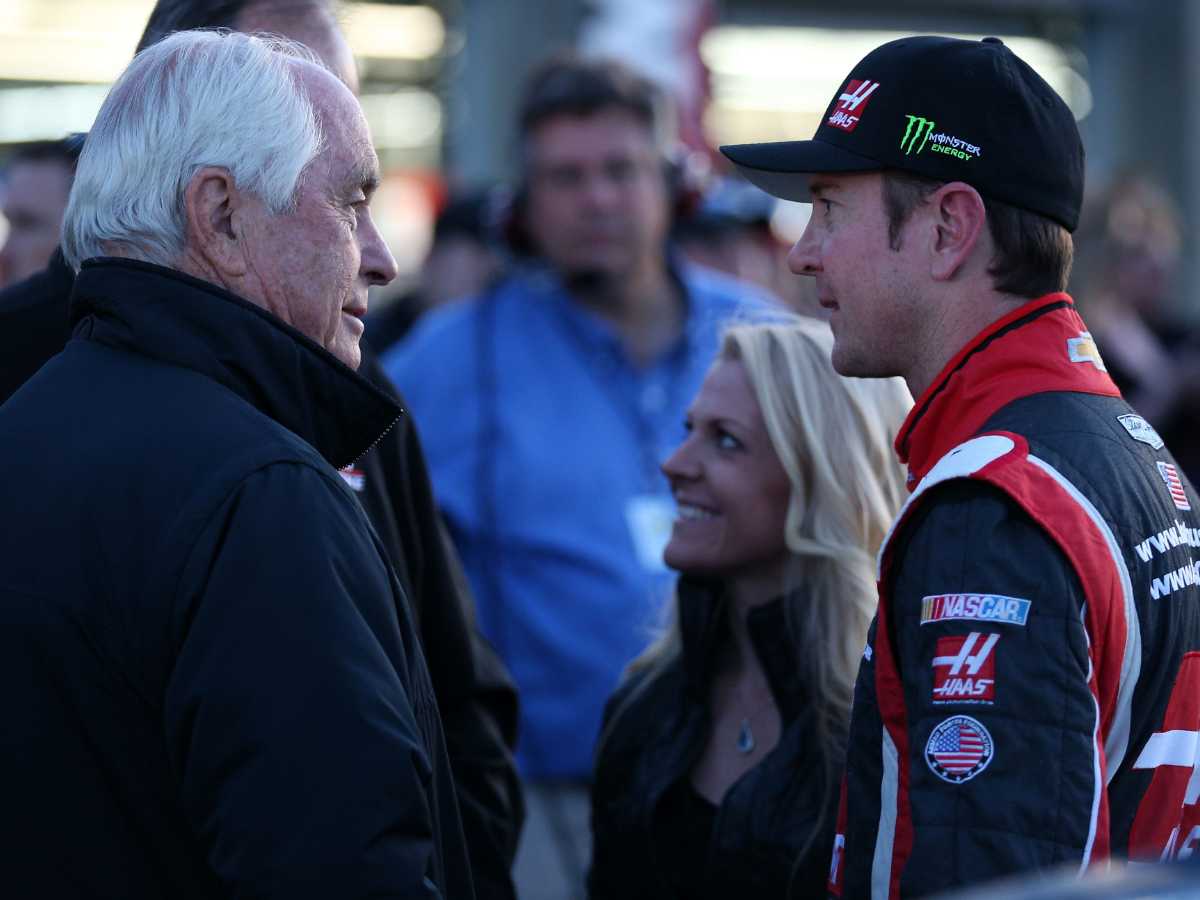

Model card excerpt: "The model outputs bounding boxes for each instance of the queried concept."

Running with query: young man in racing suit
[722,35,1200,897]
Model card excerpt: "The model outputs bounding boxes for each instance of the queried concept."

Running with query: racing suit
[830,293,1200,897]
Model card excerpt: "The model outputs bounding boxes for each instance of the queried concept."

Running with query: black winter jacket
[833,295,1200,898]
[0,251,523,898]
[589,578,840,899]
[0,259,473,898]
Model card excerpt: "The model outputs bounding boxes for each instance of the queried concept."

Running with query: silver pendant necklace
[726,662,772,755]
[736,718,756,754]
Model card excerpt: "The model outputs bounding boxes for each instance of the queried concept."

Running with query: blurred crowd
[1070,174,1200,483]
[3,2,1200,900]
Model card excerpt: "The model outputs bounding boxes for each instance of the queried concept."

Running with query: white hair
[62,29,326,271]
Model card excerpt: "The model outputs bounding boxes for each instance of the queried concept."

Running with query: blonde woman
[588,318,911,899]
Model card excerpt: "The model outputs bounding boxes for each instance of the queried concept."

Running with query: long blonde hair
[613,316,911,835]
[737,319,910,735]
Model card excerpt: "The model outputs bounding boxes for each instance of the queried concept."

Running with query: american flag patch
[1157,461,1191,511]
[925,715,993,783]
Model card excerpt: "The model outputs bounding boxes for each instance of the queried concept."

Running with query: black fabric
[653,779,718,897]
[589,578,837,900]
[356,352,524,900]
[890,480,1093,895]
[0,258,474,898]
[0,247,75,405]
[839,388,1200,896]
[720,35,1084,231]
[0,256,524,898]
[983,393,1200,856]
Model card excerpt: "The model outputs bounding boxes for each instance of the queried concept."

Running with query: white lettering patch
[920,593,1031,627]
[1150,558,1200,600]
[1134,520,1200,564]
[1118,414,1165,450]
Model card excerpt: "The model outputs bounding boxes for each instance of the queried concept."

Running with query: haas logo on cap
[828,79,879,132]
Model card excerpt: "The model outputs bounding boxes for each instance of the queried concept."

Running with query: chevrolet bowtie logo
[1067,332,1107,372]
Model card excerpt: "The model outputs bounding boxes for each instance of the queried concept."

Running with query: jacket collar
[70,258,401,469]
[895,292,1121,488]
[676,576,809,722]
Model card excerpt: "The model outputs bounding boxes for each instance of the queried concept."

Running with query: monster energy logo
[901,115,935,155]
[899,115,982,161]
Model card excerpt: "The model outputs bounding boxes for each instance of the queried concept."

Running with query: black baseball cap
[720,36,1085,232]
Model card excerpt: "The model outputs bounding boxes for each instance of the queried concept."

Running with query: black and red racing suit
[830,293,1200,897]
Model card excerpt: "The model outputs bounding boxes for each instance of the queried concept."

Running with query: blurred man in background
[366,187,505,354]
[1073,173,1200,483]
[674,174,821,317]
[0,139,80,402]
[385,53,774,900]
[0,1,524,896]
[0,138,78,289]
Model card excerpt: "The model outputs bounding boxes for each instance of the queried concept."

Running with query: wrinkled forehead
[293,57,362,131]
[293,60,378,185]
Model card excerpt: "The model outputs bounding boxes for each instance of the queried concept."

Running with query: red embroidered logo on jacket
[932,632,998,704]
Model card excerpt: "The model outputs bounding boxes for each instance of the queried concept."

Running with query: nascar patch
[925,715,994,784]
[920,593,1030,627]
[932,632,998,704]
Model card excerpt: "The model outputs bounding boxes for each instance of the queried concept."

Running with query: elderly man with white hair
[0,30,473,899]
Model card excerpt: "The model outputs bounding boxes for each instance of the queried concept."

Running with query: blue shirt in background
[383,261,777,778]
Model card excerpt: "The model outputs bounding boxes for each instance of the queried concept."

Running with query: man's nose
[787,221,821,276]
[360,212,398,287]
[579,169,624,212]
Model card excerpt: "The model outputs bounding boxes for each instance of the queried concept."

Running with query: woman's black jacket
[589,578,844,899]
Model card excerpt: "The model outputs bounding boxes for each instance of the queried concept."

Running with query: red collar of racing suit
[895,292,1122,489]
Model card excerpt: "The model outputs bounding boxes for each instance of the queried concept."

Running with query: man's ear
[183,166,247,277]
[927,181,987,282]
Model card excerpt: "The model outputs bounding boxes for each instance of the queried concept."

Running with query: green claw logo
[901,115,935,155]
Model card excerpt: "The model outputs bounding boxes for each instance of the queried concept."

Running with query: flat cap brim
[719,139,883,202]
